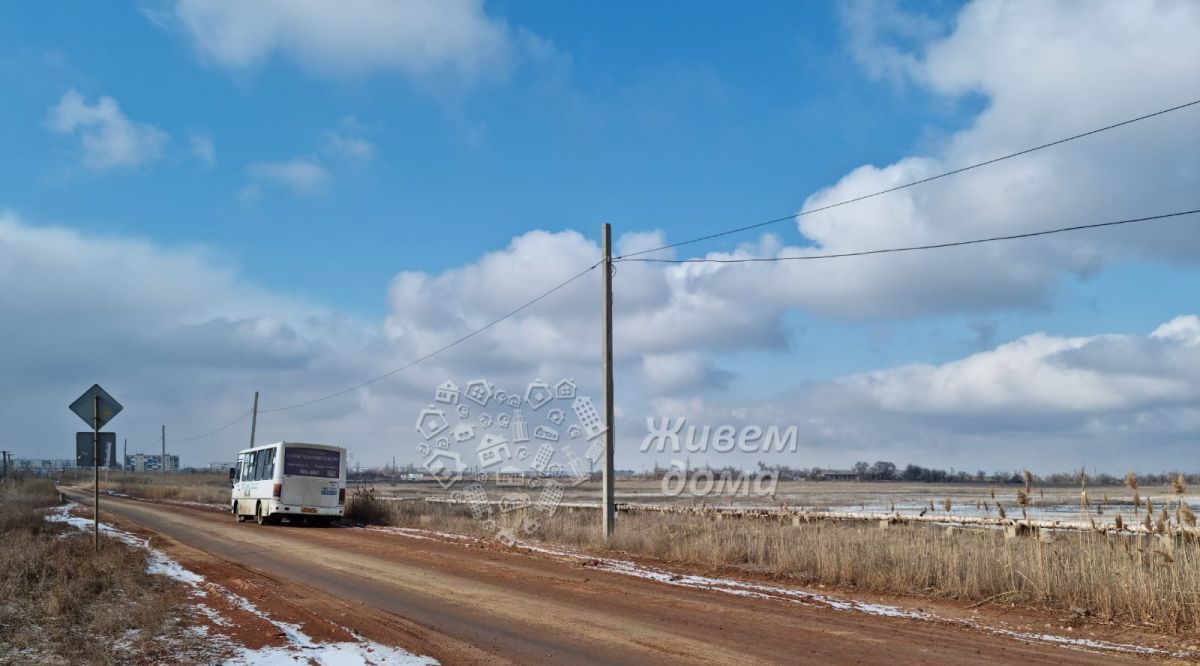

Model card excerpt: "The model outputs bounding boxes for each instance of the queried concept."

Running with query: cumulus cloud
[632,317,1200,471]
[167,0,516,88]
[777,0,1200,317]
[641,352,732,393]
[44,90,169,171]
[4,210,1198,472]
[322,131,375,161]
[630,1,1200,324]
[244,157,329,197]
[841,317,1200,416]
[189,132,216,166]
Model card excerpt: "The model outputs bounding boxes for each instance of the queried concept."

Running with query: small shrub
[344,486,395,524]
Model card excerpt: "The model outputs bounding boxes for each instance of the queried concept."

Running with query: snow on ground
[381,523,1189,659]
[46,503,437,666]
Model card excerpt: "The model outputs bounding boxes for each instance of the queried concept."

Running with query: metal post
[161,425,166,480]
[601,223,616,541]
[2,450,7,481]
[123,438,127,482]
[250,391,259,448]
[93,395,100,551]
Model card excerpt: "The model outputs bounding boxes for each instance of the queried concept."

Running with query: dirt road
[63,488,1159,665]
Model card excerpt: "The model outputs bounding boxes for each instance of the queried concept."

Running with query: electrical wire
[259,262,600,414]
[615,209,1200,264]
[136,264,598,443]
[616,97,1200,260]
[168,411,253,442]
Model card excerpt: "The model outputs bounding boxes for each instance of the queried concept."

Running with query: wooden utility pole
[93,396,100,550]
[601,223,616,541]
[250,391,259,448]
[160,425,166,481]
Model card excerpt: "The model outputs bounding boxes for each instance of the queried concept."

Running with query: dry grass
[88,472,231,505]
[0,478,209,665]
[344,486,394,525]
[373,498,1200,634]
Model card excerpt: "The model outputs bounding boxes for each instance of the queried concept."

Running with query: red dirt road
[64,489,1165,665]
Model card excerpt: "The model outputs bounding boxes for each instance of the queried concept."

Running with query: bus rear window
[283,447,340,478]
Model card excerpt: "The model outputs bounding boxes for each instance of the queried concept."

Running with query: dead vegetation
[0,477,211,665]
[88,472,230,505]
[344,485,393,525]
[362,493,1200,634]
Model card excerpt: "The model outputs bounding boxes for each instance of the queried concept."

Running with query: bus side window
[264,449,276,479]
[255,450,269,481]
[246,452,258,482]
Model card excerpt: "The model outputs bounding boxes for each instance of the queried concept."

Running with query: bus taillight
[272,483,282,499]
[338,488,345,505]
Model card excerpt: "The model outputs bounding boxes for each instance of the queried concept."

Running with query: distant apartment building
[125,453,180,473]
[11,458,74,474]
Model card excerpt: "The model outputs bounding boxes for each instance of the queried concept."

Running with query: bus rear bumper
[267,501,343,517]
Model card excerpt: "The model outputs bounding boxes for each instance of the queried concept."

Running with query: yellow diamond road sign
[69,384,123,429]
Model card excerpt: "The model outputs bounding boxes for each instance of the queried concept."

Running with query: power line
[132,263,599,444]
[617,97,1200,260]
[615,209,1200,264]
[168,411,253,442]
[259,262,600,414]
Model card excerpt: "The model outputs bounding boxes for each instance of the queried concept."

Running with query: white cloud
[3,211,1198,472]
[641,352,732,393]
[245,157,329,197]
[168,0,516,88]
[632,317,1200,471]
[189,132,216,166]
[322,130,375,162]
[44,90,169,171]
[772,0,1200,317]
[616,1,1200,325]
[841,317,1200,416]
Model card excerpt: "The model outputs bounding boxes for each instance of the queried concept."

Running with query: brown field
[347,478,1200,634]
[75,473,1200,634]
[0,477,212,665]
[83,471,231,505]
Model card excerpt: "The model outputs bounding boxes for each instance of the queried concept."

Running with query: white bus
[230,442,346,525]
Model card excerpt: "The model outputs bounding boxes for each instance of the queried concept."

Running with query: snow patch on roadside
[384,524,1188,659]
[47,504,204,586]
[46,502,437,665]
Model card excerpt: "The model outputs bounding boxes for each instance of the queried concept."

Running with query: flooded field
[360,478,1198,528]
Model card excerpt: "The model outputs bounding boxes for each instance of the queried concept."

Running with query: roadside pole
[161,425,166,481]
[68,384,123,553]
[93,395,100,551]
[601,223,616,541]
[2,450,8,481]
[250,391,259,448]
[123,438,127,482]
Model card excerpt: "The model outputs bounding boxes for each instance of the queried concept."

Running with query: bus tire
[234,502,247,522]
[255,502,269,525]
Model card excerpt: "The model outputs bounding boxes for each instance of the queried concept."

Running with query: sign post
[69,384,123,551]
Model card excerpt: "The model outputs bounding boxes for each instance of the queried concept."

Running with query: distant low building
[819,469,860,482]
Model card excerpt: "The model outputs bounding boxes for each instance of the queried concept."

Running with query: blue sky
[1,1,972,313]
[3,1,1199,471]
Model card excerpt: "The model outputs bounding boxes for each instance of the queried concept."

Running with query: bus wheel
[234,502,246,522]
[255,503,269,525]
